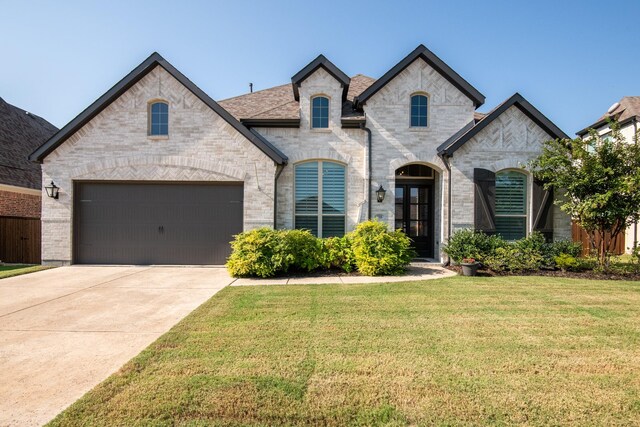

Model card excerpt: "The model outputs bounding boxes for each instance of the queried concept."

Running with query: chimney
[249,83,253,93]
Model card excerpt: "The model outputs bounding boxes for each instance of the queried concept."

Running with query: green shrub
[350,220,415,276]
[541,240,583,268]
[280,229,323,272]
[442,229,506,263]
[554,253,579,272]
[226,228,287,278]
[484,245,543,273]
[322,236,355,273]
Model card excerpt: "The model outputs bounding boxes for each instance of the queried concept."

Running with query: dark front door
[74,182,243,265]
[395,183,434,258]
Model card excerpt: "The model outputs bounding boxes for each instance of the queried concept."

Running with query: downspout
[438,151,453,265]
[360,122,373,219]
[273,162,286,228]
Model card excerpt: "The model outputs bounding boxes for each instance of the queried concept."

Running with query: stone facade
[37,49,571,265]
[41,66,277,264]
[0,188,40,218]
[450,105,571,240]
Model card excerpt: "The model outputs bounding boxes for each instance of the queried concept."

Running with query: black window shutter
[532,179,554,242]
[473,168,496,233]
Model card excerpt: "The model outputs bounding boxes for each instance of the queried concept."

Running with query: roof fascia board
[30,53,287,164]
[355,44,485,108]
[291,54,350,101]
[438,93,569,156]
[576,114,639,136]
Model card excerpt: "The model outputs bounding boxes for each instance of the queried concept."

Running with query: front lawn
[0,264,50,279]
[49,277,640,426]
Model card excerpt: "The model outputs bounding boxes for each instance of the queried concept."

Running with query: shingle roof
[577,96,640,135]
[0,97,57,189]
[219,74,376,122]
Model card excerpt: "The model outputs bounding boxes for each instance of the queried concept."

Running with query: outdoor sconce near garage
[45,181,59,199]
[376,185,386,203]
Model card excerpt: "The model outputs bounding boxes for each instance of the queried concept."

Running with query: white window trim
[494,169,529,240]
[293,160,347,238]
[147,99,169,138]
[310,94,331,130]
[409,92,430,130]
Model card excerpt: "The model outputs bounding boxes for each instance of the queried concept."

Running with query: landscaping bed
[48,276,640,426]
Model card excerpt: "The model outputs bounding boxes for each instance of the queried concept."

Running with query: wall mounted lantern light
[376,185,386,203]
[45,181,59,199]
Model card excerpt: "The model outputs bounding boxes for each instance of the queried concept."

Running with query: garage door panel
[74,182,243,265]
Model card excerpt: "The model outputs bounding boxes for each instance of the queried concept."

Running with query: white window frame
[409,92,430,129]
[293,160,347,238]
[494,169,529,240]
[310,95,330,130]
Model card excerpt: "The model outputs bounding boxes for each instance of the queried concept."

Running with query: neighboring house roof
[29,53,288,165]
[576,96,640,136]
[437,93,569,156]
[291,54,351,101]
[218,74,376,127]
[355,44,486,108]
[0,97,57,189]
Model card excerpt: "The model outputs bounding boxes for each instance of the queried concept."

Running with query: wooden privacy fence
[571,221,625,256]
[0,216,41,264]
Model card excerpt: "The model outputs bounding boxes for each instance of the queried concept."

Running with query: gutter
[360,122,373,219]
[438,151,453,265]
[273,162,286,228]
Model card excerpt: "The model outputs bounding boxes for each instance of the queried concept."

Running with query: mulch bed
[447,265,640,281]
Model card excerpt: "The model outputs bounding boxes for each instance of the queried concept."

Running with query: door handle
[158,226,164,233]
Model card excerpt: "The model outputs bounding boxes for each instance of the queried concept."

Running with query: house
[0,97,57,263]
[577,96,640,254]
[29,45,571,265]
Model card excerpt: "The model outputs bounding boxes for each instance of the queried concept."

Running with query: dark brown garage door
[74,182,243,265]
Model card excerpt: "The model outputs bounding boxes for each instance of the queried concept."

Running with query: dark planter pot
[461,262,479,277]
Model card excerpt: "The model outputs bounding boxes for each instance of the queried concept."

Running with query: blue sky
[1,0,638,135]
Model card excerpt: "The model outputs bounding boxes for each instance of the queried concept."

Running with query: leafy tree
[529,120,640,268]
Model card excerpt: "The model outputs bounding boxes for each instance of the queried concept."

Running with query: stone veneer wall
[450,105,572,240]
[363,58,476,257]
[41,66,277,265]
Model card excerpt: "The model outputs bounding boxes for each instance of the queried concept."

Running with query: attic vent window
[311,96,329,129]
[149,101,169,136]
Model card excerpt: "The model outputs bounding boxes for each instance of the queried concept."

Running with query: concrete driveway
[0,266,233,427]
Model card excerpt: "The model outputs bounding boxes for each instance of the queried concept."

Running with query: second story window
[149,101,169,136]
[410,94,428,127]
[311,96,329,129]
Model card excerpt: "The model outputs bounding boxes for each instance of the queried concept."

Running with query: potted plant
[461,257,479,276]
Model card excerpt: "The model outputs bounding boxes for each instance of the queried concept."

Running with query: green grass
[49,276,640,426]
[0,264,50,279]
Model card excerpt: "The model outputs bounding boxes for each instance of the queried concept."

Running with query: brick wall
[42,66,277,265]
[0,189,41,218]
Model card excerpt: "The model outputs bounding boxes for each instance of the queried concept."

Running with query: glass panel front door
[395,183,433,258]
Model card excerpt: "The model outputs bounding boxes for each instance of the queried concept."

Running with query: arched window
[295,161,345,237]
[495,170,527,240]
[311,96,329,129]
[149,101,169,136]
[410,94,428,127]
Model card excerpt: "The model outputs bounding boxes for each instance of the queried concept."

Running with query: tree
[529,120,640,268]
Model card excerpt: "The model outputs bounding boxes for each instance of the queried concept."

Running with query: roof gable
[437,93,569,156]
[355,44,485,108]
[291,54,350,101]
[29,53,287,164]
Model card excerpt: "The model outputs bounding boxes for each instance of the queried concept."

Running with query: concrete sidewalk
[231,262,455,286]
